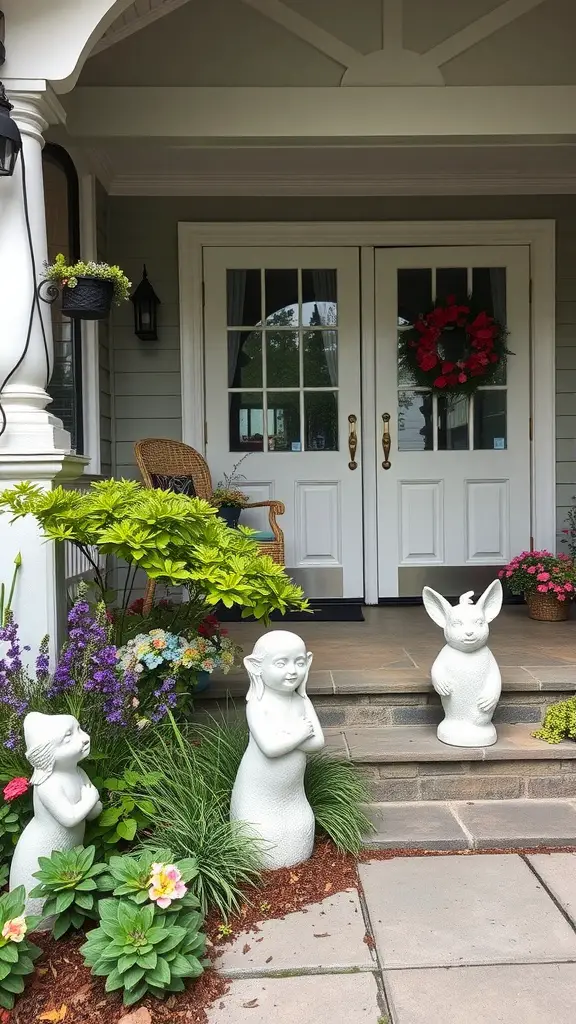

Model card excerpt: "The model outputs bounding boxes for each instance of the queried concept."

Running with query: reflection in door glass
[228,330,262,388]
[303,330,338,386]
[438,394,469,450]
[227,269,261,326]
[266,331,299,387]
[301,269,337,326]
[398,392,433,451]
[229,392,265,452]
[266,391,301,451]
[264,269,298,325]
[474,390,507,450]
[305,391,338,451]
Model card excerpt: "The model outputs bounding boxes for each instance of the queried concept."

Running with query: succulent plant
[29,846,111,938]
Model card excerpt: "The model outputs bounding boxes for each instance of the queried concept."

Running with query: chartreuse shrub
[534,696,576,744]
[0,479,308,638]
[81,854,206,1007]
[29,846,111,939]
[0,887,42,1010]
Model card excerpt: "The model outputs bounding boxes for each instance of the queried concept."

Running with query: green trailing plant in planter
[44,254,131,320]
[534,696,576,744]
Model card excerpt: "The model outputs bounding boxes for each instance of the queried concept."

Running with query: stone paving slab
[456,800,576,849]
[367,801,467,850]
[527,852,576,927]
[215,892,374,976]
[206,973,382,1024]
[385,963,576,1024]
[359,853,576,968]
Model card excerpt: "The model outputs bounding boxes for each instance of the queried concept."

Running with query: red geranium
[3,777,29,802]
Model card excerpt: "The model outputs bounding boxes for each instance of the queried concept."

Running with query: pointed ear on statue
[422,586,452,629]
[477,579,503,623]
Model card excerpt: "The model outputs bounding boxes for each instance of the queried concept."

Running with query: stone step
[324,724,576,801]
[199,667,576,728]
[364,798,576,850]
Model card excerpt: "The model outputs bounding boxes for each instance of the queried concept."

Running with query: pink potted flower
[499,550,576,621]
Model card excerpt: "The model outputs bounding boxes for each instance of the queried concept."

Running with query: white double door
[203,244,531,600]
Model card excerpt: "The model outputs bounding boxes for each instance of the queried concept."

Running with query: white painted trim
[92,0,193,54]
[177,219,557,594]
[425,0,547,66]
[240,0,358,66]
[66,86,576,139]
[79,173,101,473]
[360,246,378,604]
[177,224,205,451]
[108,172,576,198]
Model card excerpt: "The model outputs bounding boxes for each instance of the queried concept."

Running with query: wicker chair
[134,438,285,614]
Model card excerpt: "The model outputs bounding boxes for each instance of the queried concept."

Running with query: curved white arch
[2,0,134,92]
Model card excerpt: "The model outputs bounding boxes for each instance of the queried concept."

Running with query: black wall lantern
[0,13,22,178]
[131,265,160,341]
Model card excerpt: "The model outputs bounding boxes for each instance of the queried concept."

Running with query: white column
[0,90,86,666]
[0,90,70,455]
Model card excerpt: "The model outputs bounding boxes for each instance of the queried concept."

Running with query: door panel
[203,246,364,599]
[375,245,531,598]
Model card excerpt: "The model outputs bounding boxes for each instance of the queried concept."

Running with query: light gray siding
[96,179,113,476]
[107,193,576,544]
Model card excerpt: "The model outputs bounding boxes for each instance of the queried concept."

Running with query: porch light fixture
[0,13,22,177]
[131,264,160,341]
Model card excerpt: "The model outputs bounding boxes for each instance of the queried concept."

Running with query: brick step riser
[362,759,576,802]
[192,690,569,728]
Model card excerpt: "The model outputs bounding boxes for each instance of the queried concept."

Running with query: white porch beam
[425,0,548,67]
[65,86,576,139]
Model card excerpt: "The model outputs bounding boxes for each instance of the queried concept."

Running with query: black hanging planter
[61,276,114,321]
[216,505,243,528]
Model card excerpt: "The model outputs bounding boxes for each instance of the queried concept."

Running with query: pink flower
[2,917,26,943]
[148,863,187,909]
[565,583,573,592]
[505,570,512,577]
[537,585,548,593]
[3,778,29,802]
[558,593,567,601]
[537,572,550,582]
[526,566,537,574]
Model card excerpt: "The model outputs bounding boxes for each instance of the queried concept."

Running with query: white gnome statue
[422,580,503,748]
[230,630,325,870]
[10,713,102,917]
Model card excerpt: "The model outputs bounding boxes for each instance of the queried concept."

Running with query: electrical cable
[0,146,53,440]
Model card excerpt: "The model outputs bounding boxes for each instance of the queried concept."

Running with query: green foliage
[85,770,161,859]
[304,754,374,854]
[561,496,576,561]
[105,849,199,908]
[0,553,21,627]
[29,846,111,939]
[0,479,308,628]
[0,802,25,863]
[210,487,248,509]
[44,253,131,304]
[501,550,576,601]
[133,718,262,918]
[534,696,576,744]
[81,897,206,1006]
[0,887,42,1009]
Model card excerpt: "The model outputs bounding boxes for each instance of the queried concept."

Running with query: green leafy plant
[0,479,308,634]
[0,553,21,627]
[44,253,131,304]
[0,802,26,865]
[81,897,206,1007]
[211,455,251,508]
[133,718,262,917]
[105,849,200,909]
[29,846,111,939]
[499,550,576,603]
[0,886,42,1009]
[86,769,161,858]
[561,497,576,562]
[534,696,576,744]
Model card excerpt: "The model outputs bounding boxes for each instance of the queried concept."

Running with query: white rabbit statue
[422,580,503,748]
[230,630,325,869]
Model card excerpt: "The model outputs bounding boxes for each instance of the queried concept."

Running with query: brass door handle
[382,412,392,469]
[348,414,358,470]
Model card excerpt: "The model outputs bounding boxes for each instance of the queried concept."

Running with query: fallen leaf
[49,964,58,981]
[219,1003,225,1010]
[69,983,92,1007]
[313,932,330,938]
[265,956,273,964]
[324,882,332,892]
[37,1008,67,1023]
[289,872,299,884]
[255,937,264,943]
[118,1009,152,1024]
[242,1000,259,1009]
[37,968,48,977]
[242,944,251,955]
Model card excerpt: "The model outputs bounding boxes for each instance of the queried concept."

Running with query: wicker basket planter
[61,276,114,320]
[526,591,571,621]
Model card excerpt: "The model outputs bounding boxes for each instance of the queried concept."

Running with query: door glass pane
[303,330,338,386]
[305,392,338,451]
[472,267,507,384]
[301,269,337,325]
[398,392,433,451]
[397,268,432,327]
[267,392,301,451]
[266,329,299,388]
[265,269,298,325]
[474,390,507,450]
[435,267,468,303]
[228,330,262,387]
[229,392,265,452]
[227,269,261,327]
[438,394,469,451]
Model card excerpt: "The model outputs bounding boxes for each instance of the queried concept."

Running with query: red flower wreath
[400,295,509,394]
